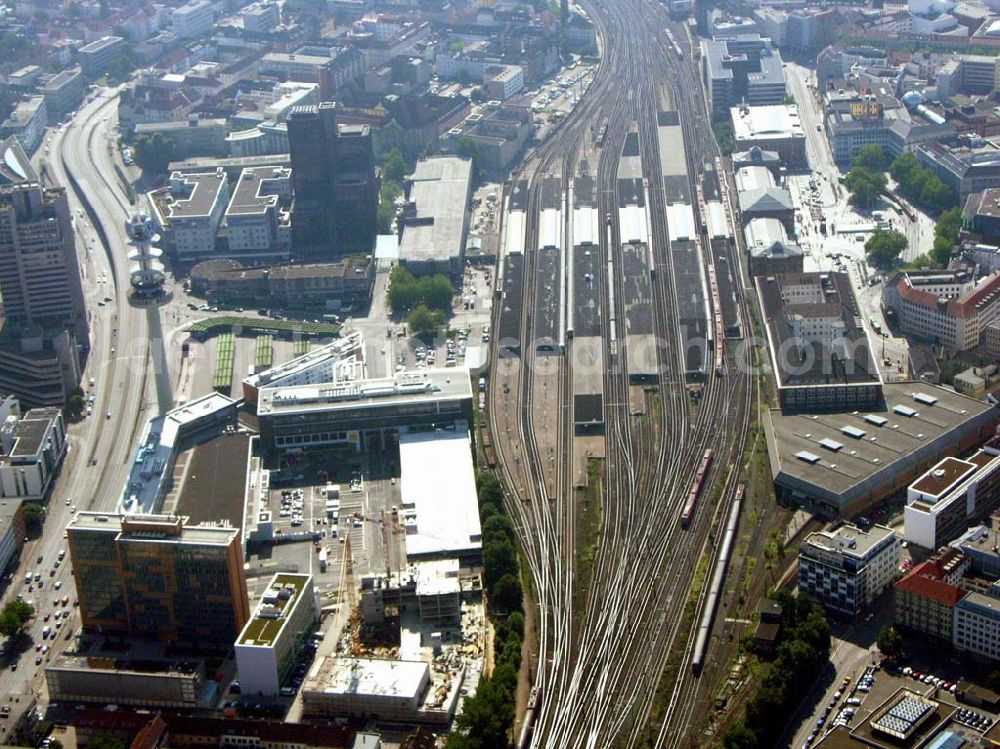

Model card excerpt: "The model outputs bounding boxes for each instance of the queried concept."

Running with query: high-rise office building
[67,513,251,644]
[0,137,88,345]
[287,103,377,256]
[0,137,87,407]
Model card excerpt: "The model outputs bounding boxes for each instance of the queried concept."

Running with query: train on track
[664,27,683,58]
[691,483,745,676]
[517,686,542,749]
[680,448,713,529]
[596,118,609,148]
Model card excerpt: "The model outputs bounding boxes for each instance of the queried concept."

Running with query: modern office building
[78,36,125,76]
[904,450,1000,549]
[301,657,432,720]
[235,574,318,697]
[954,592,1000,660]
[882,270,1000,350]
[287,103,377,255]
[0,138,88,346]
[67,512,251,643]
[224,166,292,259]
[151,170,230,260]
[398,156,473,278]
[241,1,280,33]
[0,405,67,500]
[701,35,786,120]
[0,96,47,153]
[171,0,215,39]
[0,495,24,576]
[798,523,899,615]
[38,67,86,116]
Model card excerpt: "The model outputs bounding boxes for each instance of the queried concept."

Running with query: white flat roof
[667,204,696,242]
[503,210,525,256]
[399,424,482,559]
[538,207,561,250]
[618,204,648,245]
[573,205,599,246]
[311,657,428,699]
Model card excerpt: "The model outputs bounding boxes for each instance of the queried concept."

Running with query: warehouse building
[798,522,899,615]
[765,383,999,517]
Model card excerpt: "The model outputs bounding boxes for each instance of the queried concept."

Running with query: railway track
[486,0,758,745]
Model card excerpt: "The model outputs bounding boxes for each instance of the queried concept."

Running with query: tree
[416,274,453,313]
[407,304,444,343]
[932,207,963,265]
[877,626,904,659]
[132,133,176,174]
[845,166,886,212]
[387,265,419,313]
[381,148,408,184]
[49,741,64,749]
[890,152,919,185]
[483,537,517,590]
[85,738,127,749]
[852,144,888,173]
[865,229,907,269]
[22,502,44,538]
[712,120,734,155]
[0,599,34,641]
[66,393,85,418]
[491,573,523,613]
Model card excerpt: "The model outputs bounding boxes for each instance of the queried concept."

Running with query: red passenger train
[681,448,713,528]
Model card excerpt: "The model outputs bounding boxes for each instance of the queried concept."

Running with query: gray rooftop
[765,383,999,511]
[227,166,290,217]
[166,171,227,219]
[399,156,472,266]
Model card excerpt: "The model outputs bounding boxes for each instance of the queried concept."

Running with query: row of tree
[722,593,831,749]
[890,152,956,215]
[386,265,454,341]
[377,149,409,233]
[132,132,177,175]
[446,473,524,749]
[843,146,957,218]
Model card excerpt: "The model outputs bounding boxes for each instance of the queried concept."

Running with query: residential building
[225,166,292,259]
[38,67,86,116]
[318,49,366,99]
[235,574,318,697]
[151,170,229,260]
[398,156,473,278]
[260,53,332,83]
[731,104,806,168]
[883,270,1000,350]
[67,512,251,643]
[287,103,377,254]
[0,138,88,345]
[78,36,125,77]
[952,523,1000,578]
[440,101,531,173]
[0,405,67,500]
[894,551,969,642]
[798,523,900,615]
[0,96,47,153]
[985,319,1000,359]
[171,0,214,39]
[954,591,1000,660]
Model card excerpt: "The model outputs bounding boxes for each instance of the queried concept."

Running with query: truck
[318,548,328,573]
